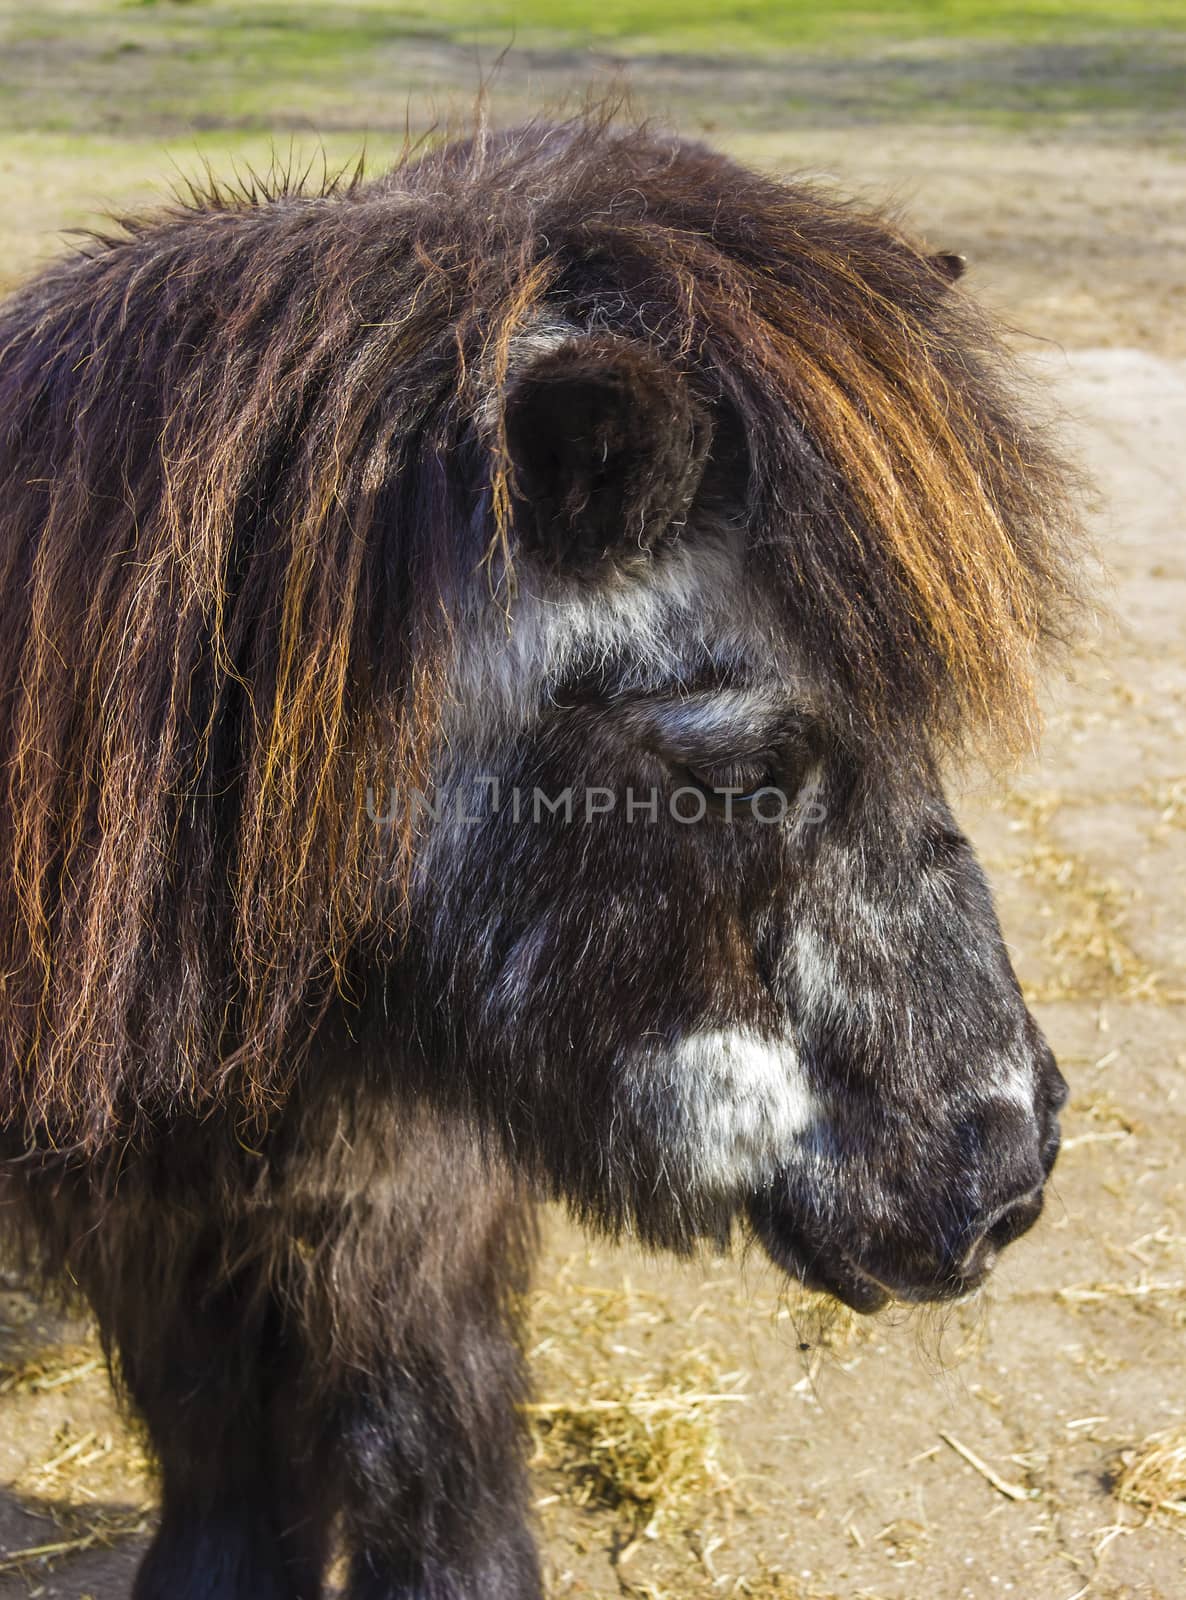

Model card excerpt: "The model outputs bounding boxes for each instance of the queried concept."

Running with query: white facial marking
[443,525,768,745]
[640,688,805,753]
[994,1054,1040,1109]
[628,1027,820,1192]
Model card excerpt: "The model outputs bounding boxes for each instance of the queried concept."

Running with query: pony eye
[687,756,772,794]
[682,753,779,809]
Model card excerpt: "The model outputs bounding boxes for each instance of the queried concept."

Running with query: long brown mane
[0,112,1079,1152]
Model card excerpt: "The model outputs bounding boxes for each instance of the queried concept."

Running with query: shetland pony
[0,116,1078,1597]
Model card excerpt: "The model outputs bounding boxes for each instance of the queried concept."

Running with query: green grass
[0,2,1181,146]
[400,0,1186,50]
[107,0,1186,53]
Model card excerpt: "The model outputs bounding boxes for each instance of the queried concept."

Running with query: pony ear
[502,336,713,564]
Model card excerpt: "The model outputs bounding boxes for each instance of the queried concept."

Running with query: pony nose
[1046,1060,1069,1113]
[1040,1098,1064,1177]
[1037,1047,1067,1175]
[1028,1020,1068,1114]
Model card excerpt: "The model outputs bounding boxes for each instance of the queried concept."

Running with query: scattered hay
[525,1253,754,1576]
[0,1325,155,1581]
[0,1348,103,1398]
[1061,1087,1142,1152]
[20,1418,152,1493]
[1017,842,1157,1002]
[875,1518,929,1567]
[525,1249,908,1594]
[1113,1425,1186,1530]
[728,1571,803,1598]
[614,1558,850,1599]
[1066,1088,1140,1134]
[998,786,1064,834]
[1144,775,1186,831]
[1055,1277,1186,1329]
[524,1346,745,1543]
[994,786,1160,1002]
[938,1430,1038,1502]
[0,1504,152,1578]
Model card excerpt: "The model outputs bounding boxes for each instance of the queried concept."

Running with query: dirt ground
[1,94,1184,1600]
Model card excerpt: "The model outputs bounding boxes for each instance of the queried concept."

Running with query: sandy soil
[1,121,1184,1600]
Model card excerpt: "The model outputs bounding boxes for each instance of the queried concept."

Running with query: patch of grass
[124,0,1186,54]
[0,1,1183,141]
[0,129,370,293]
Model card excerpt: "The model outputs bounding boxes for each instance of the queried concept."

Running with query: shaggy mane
[0,112,1080,1151]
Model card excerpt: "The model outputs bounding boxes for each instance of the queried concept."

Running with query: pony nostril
[958,1234,998,1282]
[988,1186,1044,1248]
[959,1186,1045,1277]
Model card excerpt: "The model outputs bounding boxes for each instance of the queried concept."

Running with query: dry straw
[1113,1425,1186,1530]
[525,1267,747,1552]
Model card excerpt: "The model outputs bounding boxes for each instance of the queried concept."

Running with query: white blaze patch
[629,1027,820,1192]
